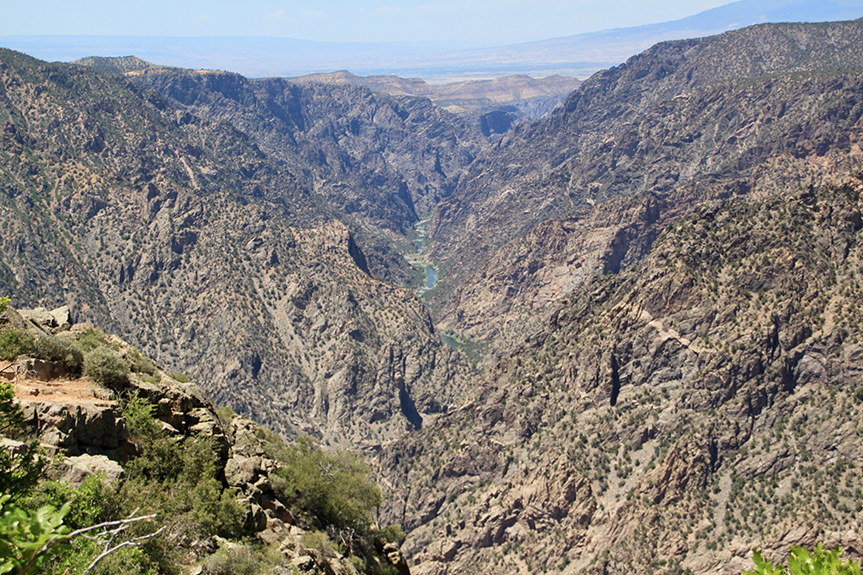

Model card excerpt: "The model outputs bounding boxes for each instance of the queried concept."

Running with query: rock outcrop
[4,308,411,575]
[377,171,863,574]
[425,20,863,362]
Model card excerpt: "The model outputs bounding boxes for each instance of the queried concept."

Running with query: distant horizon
[3,0,863,83]
[3,0,736,46]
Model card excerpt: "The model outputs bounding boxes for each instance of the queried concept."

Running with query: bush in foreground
[744,544,861,575]
[83,347,130,387]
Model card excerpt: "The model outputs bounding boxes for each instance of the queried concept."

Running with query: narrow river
[408,215,438,295]
[423,264,437,291]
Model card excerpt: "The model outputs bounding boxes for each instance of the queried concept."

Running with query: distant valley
[74,55,580,129]
[286,71,581,124]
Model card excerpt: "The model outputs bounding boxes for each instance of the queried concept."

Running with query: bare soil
[10,376,114,404]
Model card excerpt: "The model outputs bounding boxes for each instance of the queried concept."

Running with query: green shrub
[301,530,337,555]
[744,544,861,575]
[25,475,115,530]
[34,336,84,374]
[118,396,245,541]
[168,372,190,383]
[21,477,117,575]
[76,327,109,353]
[0,296,9,314]
[120,392,160,438]
[215,405,237,428]
[127,348,157,375]
[0,382,45,499]
[375,524,406,545]
[0,329,36,360]
[271,436,382,532]
[86,545,155,575]
[0,494,71,575]
[83,347,130,387]
[200,544,280,575]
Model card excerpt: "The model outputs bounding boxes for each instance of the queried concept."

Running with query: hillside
[0,302,410,574]
[377,170,863,574]
[3,17,863,575]
[122,66,489,281]
[0,48,473,449]
[425,19,863,363]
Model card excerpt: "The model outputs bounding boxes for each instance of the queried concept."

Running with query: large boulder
[51,453,126,486]
[19,400,129,457]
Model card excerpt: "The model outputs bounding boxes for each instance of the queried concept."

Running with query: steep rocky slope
[120,66,488,284]
[5,18,863,575]
[1,304,411,574]
[0,49,472,449]
[426,20,863,357]
[377,170,863,575]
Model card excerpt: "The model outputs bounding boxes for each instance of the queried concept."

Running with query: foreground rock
[4,308,410,574]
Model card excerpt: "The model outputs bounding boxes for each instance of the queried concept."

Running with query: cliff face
[425,20,863,358]
[377,171,863,575]
[0,49,472,449]
[125,68,489,286]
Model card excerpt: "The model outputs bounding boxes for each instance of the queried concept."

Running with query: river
[408,216,438,295]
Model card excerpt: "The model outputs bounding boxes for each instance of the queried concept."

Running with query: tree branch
[81,525,166,574]
[20,509,158,575]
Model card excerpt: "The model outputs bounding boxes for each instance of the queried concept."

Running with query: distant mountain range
[2,0,862,81]
[73,57,582,124]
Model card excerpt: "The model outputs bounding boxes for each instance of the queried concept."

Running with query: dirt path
[10,376,115,404]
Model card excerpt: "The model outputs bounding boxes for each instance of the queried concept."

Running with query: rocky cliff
[0,49,472,450]
[425,20,863,360]
[1,304,410,574]
[4,18,863,575]
[122,66,489,285]
[377,170,863,575]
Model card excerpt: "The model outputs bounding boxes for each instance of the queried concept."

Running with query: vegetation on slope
[0,306,406,574]
[0,48,473,449]
[425,20,863,355]
[377,170,863,574]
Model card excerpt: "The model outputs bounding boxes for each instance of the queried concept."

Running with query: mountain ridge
[425,19,863,362]
[4,0,862,81]
[284,71,582,122]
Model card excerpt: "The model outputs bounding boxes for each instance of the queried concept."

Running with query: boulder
[20,400,129,456]
[384,542,411,574]
[225,455,262,488]
[15,358,69,381]
[19,307,57,331]
[52,454,125,486]
[49,306,72,331]
[292,555,316,572]
[0,306,29,331]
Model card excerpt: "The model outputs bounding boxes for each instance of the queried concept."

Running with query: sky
[3,0,735,45]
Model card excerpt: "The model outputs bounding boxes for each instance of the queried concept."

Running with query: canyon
[2,17,863,574]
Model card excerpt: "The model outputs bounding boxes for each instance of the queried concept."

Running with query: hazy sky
[5,0,734,45]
